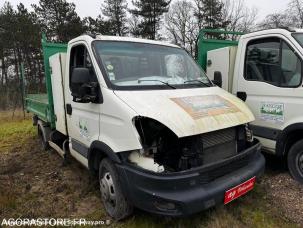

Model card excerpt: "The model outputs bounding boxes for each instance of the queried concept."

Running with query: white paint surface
[50,53,67,135]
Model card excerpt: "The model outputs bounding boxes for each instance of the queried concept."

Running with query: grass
[0,110,300,228]
[0,120,35,147]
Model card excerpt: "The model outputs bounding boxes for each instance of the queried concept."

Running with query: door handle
[237,91,247,102]
[66,104,72,115]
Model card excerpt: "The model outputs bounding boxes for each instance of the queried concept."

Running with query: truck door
[237,36,303,152]
[65,43,101,167]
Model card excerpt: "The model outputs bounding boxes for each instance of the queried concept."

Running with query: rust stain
[171,95,240,120]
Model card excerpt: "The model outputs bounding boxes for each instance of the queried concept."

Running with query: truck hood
[114,87,254,138]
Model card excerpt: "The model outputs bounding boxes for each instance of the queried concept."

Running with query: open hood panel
[114,87,254,138]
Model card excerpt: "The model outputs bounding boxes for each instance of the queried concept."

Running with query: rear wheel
[99,158,133,220]
[288,139,303,184]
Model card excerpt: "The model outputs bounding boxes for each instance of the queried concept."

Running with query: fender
[88,140,122,171]
[37,120,51,142]
[276,123,303,157]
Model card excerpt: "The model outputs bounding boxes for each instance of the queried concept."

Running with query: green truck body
[197,29,243,71]
[25,36,67,129]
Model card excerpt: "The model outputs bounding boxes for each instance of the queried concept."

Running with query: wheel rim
[298,151,303,175]
[100,172,116,208]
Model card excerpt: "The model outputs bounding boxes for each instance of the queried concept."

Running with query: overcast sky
[4,0,289,22]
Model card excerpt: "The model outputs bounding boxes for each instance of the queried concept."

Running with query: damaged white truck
[24,34,265,219]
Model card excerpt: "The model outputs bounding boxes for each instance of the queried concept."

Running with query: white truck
[25,35,265,219]
[203,28,303,184]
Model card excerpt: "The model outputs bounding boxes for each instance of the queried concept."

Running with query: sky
[3,0,289,22]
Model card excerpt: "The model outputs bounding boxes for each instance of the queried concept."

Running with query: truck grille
[200,127,237,164]
[202,128,236,149]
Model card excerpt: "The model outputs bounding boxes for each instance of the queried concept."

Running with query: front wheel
[288,140,303,184]
[99,158,133,220]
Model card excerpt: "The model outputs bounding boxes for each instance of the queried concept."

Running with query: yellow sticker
[107,64,114,71]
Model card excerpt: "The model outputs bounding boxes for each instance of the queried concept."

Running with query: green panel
[25,94,49,122]
[197,29,244,71]
[42,34,68,129]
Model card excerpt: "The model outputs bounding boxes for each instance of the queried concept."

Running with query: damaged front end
[128,116,255,173]
[114,116,264,216]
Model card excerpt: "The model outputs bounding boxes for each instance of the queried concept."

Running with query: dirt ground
[0,112,302,227]
[261,154,303,225]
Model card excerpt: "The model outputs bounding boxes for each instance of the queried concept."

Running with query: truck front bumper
[116,140,265,216]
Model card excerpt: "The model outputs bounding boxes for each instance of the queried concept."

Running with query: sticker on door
[260,102,284,123]
[79,118,91,141]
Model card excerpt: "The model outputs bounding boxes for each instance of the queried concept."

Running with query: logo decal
[79,119,90,140]
[260,102,284,123]
[171,95,240,119]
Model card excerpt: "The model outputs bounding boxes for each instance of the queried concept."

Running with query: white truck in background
[203,28,303,183]
[24,34,265,219]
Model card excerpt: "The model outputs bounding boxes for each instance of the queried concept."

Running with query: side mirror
[212,71,222,88]
[71,68,98,103]
[71,68,90,84]
[237,92,247,102]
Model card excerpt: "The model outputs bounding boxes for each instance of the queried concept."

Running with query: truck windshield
[292,33,303,47]
[93,41,212,90]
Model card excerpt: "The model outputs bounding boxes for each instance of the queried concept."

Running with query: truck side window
[69,45,98,91]
[245,38,302,87]
[281,42,302,87]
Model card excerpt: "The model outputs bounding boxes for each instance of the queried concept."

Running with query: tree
[32,0,85,42]
[194,0,229,30]
[258,13,290,29]
[0,2,16,109]
[165,0,198,56]
[288,0,303,27]
[258,0,303,29]
[101,0,128,36]
[15,3,43,91]
[130,0,171,40]
[0,2,43,110]
[128,14,141,37]
[221,0,258,33]
[82,16,112,35]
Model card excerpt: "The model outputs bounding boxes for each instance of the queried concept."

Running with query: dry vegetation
[0,110,302,228]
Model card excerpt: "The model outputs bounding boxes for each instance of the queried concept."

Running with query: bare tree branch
[164,0,198,56]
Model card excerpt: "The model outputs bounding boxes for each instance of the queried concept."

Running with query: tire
[99,158,133,220]
[38,125,49,151]
[287,139,303,184]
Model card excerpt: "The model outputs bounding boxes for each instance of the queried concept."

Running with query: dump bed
[197,29,243,71]
[25,94,49,123]
[25,35,67,129]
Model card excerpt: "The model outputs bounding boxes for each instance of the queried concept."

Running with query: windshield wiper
[184,79,212,87]
[138,79,176,89]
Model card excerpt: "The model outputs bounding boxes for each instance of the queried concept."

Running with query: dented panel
[114,87,254,138]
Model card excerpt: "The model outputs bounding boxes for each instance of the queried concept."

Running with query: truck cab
[204,28,303,183]
[25,34,265,219]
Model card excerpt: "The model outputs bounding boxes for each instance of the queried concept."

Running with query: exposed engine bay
[128,117,253,173]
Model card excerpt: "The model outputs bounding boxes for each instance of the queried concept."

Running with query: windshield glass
[292,33,303,47]
[93,41,212,90]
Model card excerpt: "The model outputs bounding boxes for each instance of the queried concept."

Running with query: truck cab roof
[69,34,181,49]
[242,28,303,40]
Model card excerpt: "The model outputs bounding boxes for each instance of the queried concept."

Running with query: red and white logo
[224,177,256,204]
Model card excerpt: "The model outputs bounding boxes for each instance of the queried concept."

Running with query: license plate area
[224,177,256,204]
